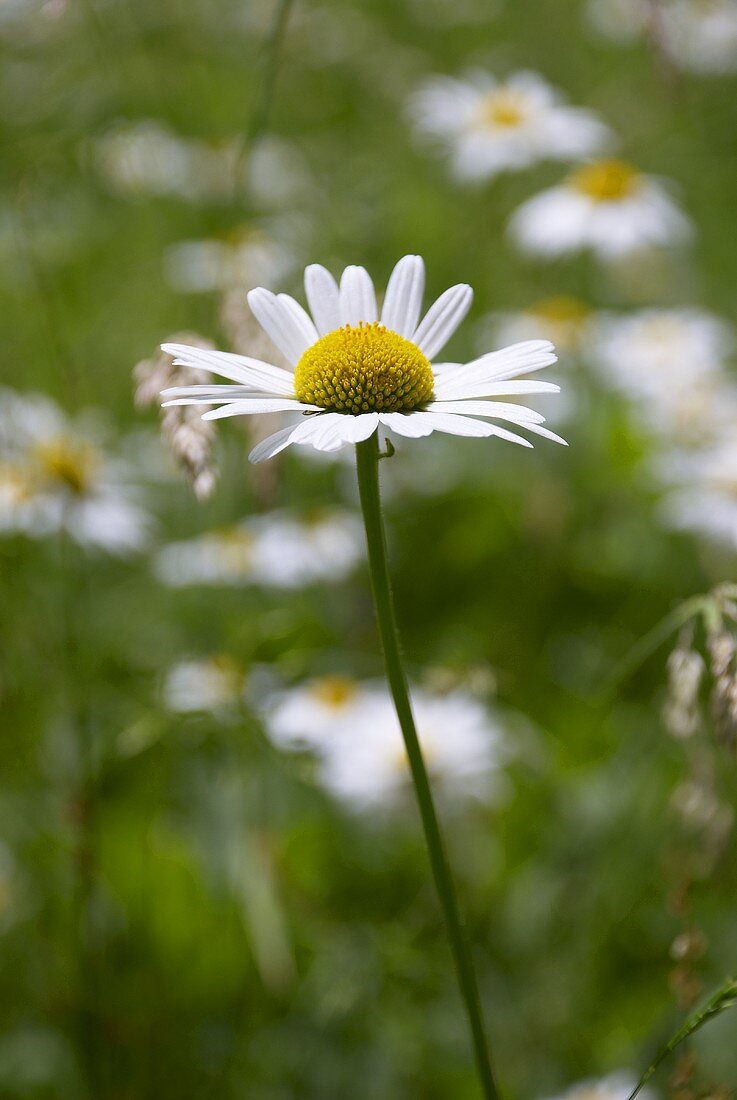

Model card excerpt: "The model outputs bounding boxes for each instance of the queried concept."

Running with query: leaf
[628,977,737,1100]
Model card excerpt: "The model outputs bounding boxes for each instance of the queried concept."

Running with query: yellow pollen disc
[569,159,641,202]
[310,676,358,709]
[479,91,527,129]
[294,323,435,415]
[34,437,99,495]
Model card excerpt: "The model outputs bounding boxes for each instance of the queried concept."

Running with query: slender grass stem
[355,432,501,1100]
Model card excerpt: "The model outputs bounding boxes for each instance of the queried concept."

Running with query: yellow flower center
[310,676,359,709]
[569,159,641,202]
[478,91,527,129]
[532,296,590,325]
[294,323,435,415]
[33,437,99,494]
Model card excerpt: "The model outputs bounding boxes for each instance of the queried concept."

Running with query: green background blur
[2,0,737,1096]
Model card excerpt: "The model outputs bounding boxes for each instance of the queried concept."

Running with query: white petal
[277,294,319,348]
[432,341,557,398]
[425,410,534,445]
[339,266,378,326]
[413,284,473,359]
[380,255,425,338]
[428,400,545,423]
[202,399,320,421]
[161,384,261,405]
[249,426,299,465]
[247,288,315,365]
[304,264,341,336]
[379,412,436,438]
[521,423,568,446]
[162,343,295,394]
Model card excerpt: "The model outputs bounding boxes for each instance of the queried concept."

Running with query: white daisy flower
[264,676,387,751]
[542,1074,650,1100]
[315,687,505,810]
[589,308,736,441]
[659,436,737,547]
[160,255,566,463]
[485,296,593,356]
[163,655,246,713]
[410,70,611,183]
[154,509,362,588]
[164,228,293,294]
[0,389,152,554]
[663,0,737,73]
[509,159,692,261]
[588,0,737,73]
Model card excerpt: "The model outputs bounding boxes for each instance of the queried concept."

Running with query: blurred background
[2,0,737,1096]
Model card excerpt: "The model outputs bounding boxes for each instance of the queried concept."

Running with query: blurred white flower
[0,388,152,554]
[589,308,736,441]
[263,677,506,808]
[664,0,737,72]
[485,297,593,356]
[316,687,505,809]
[543,1074,649,1100]
[264,676,386,751]
[164,229,293,294]
[163,655,246,713]
[154,509,363,588]
[587,0,737,73]
[509,159,692,261]
[161,254,565,463]
[410,70,611,182]
[659,436,737,547]
[93,121,242,204]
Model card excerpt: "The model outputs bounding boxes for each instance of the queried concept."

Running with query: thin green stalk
[355,432,500,1100]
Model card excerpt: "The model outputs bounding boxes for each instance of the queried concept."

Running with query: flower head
[160,255,565,463]
[509,159,692,260]
[410,71,611,182]
[0,388,152,554]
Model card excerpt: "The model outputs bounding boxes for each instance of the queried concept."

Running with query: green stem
[355,432,500,1100]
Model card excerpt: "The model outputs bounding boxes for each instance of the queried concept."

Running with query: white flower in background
[0,389,152,553]
[410,70,611,182]
[262,677,505,807]
[589,308,736,440]
[164,228,293,294]
[316,688,505,809]
[163,656,246,713]
[664,0,737,72]
[659,437,737,547]
[485,297,593,355]
[264,677,387,751]
[542,1074,649,1100]
[93,121,243,204]
[154,510,362,588]
[160,254,565,463]
[509,159,692,260]
[587,0,737,73]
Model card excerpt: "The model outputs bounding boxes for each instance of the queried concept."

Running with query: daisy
[589,308,736,440]
[154,510,362,588]
[484,296,593,356]
[264,676,387,751]
[659,436,737,547]
[160,255,566,463]
[164,228,293,294]
[588,0,737,73]
[509,159,692,260]
[0,389,152,554]
[163,655,246,713]
[315,687,505,810]
[410,70,611,183]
